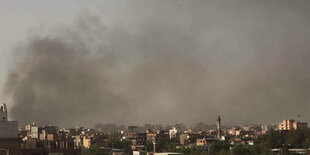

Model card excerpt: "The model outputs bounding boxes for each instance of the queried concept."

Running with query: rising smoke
[3,0,310,127]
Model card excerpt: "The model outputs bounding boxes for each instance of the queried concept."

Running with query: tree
[231,145,251,155]
[144,140,153,152]
[107,137,131,150]
[218,149,230,155]
[209,141,230,154]
[303,137,310,149]
[82,145,109,155]
[284,129,305,148]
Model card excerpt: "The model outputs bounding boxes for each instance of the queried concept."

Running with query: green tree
[231,145,251,155]
[218,149,230,155]
[209,141,230,154]
[82,145,109,155]
[144,140,153,152]
[107,137,131,150]
[285,129,305,148]
[303,137,310,149]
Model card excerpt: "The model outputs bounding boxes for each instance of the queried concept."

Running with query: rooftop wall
[0,121,18,138]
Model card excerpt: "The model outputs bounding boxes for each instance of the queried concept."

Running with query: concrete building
[0,104,18,138]
[169,127,180,140]
[0,103,20,155]
[133,150,155,155]
[154,153,183,155]
[73,136,82,149]
[40,129,47,140]
[47,133,57,141]
[127,133,146,146]
[146,133,156,142]
[278,119,308,131]
[279,119,295,130]
[83,136,92,148]
[25,124,31,131]
[261,125,268,134]
[196,139,207,146]
[128,126,139,133]
[179,133,201,145]
[228,128,238,136]
[0,121,18,139]
[31,122,39,139]
[293,122,308,130]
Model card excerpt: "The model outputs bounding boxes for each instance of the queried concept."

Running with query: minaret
[217,115,221,139]
[0,103,8,121]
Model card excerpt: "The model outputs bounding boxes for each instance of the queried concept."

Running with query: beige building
[83,136,92,148]
[228,128,237,136]
[196,139,207,146]
[279,120,295,130]
[47,133,56,141]
[278,119,308,131]
[73,136,82,149]
[40,130,46,140]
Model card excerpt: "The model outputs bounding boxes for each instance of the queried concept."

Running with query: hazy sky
[1,0,310,127]
[0,0,124,95]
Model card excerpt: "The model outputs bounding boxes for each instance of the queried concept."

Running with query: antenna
[297,113,300,122]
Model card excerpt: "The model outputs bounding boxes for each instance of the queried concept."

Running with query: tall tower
[0,103,8,121]
[217,115,221,139]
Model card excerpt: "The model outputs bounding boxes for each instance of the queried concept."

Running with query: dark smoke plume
[3,0,310,127]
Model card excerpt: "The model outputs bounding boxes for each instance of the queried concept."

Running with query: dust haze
[3,0,310,127]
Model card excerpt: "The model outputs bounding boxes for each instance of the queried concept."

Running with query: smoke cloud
[3,0,310,127]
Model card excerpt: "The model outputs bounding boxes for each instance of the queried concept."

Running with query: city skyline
[1,1,310,154]
[1,0,310,127]
[1,102,309,154]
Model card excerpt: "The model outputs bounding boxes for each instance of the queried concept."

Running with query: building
[73,136,82,149]
[196,139,207,146]
[40,129,46,140]
[278,119,308,131]
[293,122,308,130]
[83,136,92,148]
[133,150,154,155]
[30,122,38,139]
[146,133,156,142]
[128,126,139,133]
[279,120,295,130]
[154,153,183,155]
[179,133,201,145]
[0,103,20,155]
[169,127,181,140]
[228,128,237,136]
